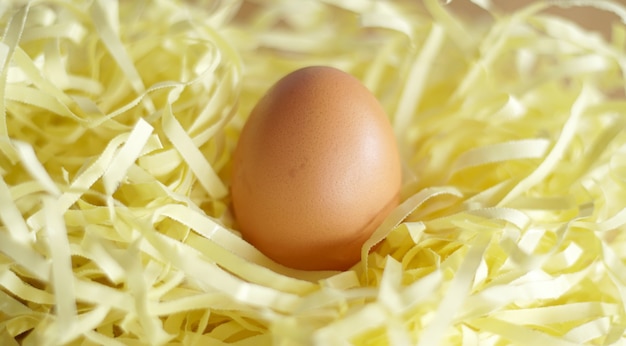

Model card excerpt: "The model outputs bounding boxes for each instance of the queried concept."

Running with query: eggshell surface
[231,66,401,271]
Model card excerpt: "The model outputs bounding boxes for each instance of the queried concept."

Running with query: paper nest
[1,0,626,344]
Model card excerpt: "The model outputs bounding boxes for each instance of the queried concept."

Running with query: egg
[231,66,401,271]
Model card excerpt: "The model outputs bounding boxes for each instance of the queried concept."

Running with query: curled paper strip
[1,0,626,345]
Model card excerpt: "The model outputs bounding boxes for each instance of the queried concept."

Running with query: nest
[1,0,626,344]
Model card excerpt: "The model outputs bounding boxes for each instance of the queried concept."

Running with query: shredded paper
[1,0,626,344]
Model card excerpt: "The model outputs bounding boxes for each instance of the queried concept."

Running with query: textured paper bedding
[1,0,626,344]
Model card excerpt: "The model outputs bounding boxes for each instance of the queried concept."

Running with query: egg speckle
[231,66,401,271]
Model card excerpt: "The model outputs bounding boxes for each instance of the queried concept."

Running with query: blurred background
[448,0,622,40]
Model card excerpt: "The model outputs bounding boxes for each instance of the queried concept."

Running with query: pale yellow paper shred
[1,0,626,344]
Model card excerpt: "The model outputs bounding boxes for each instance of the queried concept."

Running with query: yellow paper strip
[102,118,154,195]
[394,24,445,139]
[43,196,77,345]
[161,88,228,199]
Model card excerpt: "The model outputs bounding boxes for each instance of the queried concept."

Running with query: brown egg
[231,66,401,271]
